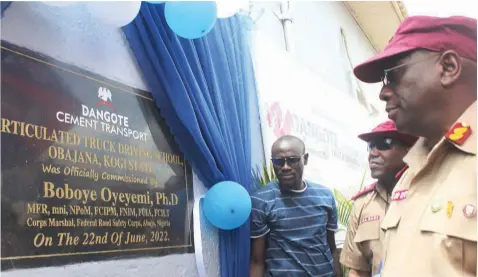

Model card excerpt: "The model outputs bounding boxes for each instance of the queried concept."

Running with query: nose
[369,147,380,159]
[282,162,292,171]
[379,85,393,102]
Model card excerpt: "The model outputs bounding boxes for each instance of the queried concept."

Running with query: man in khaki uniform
[340,120,417,277]
[353,16,477,277]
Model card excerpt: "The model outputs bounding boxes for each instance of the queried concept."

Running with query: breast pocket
[379,209,401,261]
[354,220,381,243]
[419,197,477,276]
[380,210,401,233]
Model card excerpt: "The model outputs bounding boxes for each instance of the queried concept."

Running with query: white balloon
[215,0,248,18]
[87,1,141,27]
[42,1,75,7]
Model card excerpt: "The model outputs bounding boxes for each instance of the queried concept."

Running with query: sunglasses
[271,154,305,167]
[368,138,404,152]
[381,53,441,87]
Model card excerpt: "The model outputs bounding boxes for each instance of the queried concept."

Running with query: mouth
[279,174,295,180]
[369,162,382,168]
[385,105,398,113]
[385,106,399,119]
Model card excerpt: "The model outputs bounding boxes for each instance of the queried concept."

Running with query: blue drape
[123,3,255,277]
[1,1,12,17]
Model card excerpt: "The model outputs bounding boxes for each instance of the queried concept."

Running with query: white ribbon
[193,195,207,277]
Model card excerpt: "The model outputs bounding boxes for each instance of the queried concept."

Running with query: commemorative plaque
[1,41,194,270]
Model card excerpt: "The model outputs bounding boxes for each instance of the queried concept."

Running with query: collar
[280,181,308,193]
[395,165,409,179]
[403,138,429,171]
[404,101,477,170]
[289,181,307,193]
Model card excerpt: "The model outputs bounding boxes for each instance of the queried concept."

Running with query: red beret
[358,120,418,146]
[354,15,477,83]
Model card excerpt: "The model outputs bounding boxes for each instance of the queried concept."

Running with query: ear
[439,50,462,87]
[303,153,309,166]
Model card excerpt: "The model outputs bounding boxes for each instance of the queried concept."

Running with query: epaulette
[395,165,409,179]
[445,122,472,145]
[351,183,376,200]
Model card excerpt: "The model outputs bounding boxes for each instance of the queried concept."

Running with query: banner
[0,41,194,270]
[252,34,374,197]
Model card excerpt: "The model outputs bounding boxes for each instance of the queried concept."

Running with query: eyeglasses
[368,138,404,152]
[271,154,305,167]
[381,53,442,87]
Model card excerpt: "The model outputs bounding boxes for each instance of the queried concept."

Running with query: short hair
[272,135,306,154]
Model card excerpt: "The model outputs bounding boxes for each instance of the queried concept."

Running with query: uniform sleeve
[327,191,339,231]
[339,201,369,271]
[250,193,270,238]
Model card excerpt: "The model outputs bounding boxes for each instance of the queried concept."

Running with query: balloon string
[193,196,207,277]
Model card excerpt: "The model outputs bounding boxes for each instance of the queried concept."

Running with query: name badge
[361,215,380,223]
[392,189,408,201]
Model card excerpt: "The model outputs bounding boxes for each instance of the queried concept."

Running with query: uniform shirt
[381,101,477,277]
[250,180,338,277]
[340,182,390,275]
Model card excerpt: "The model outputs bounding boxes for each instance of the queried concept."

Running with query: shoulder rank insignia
[351,183,376,200]
[445,122,472,145]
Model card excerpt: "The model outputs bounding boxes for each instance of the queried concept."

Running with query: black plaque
[1,41,194,270]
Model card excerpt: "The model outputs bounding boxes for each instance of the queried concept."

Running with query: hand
[347,270,362,277]
[347,269,371,277]
[332,249,343,277]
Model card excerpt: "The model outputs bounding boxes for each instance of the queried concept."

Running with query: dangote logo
[266,102,292,138]
[97,87,115,111]
[56,86,149,141]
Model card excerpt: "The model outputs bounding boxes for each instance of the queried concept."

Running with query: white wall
[250,1,386,129]
[249,1,384,187]
[1,2,219,277]
[404,0,477,19]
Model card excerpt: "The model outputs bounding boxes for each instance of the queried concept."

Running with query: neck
[282,180,305,191]
[423,128,448,151]
[424,92,476,149]
[378,177,397,195]
[293,180,305,190]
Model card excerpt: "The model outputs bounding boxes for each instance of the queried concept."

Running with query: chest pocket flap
[380,208,401,232]
[354,219,381,243]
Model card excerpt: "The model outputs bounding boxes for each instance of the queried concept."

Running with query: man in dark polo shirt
[249,135,338,277]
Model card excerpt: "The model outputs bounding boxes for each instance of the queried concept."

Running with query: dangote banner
[0,41,194,270]
[252,34,373,197]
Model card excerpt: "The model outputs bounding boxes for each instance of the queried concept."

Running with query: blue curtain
[123,3,255,277]
[1,1,12,17]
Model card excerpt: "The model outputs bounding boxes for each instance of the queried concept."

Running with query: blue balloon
[146,1,164,3]
[203,181,251,230]
[164,1,217,39]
